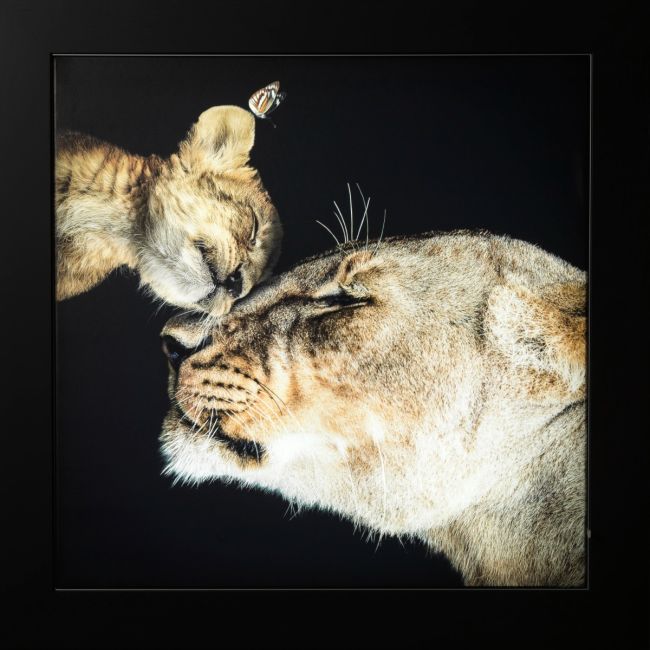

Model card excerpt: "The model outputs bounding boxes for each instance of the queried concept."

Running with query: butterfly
[248,81,287,127]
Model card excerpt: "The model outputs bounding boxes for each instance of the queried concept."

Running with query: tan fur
[159,231,586,586]
[56,106,282,314]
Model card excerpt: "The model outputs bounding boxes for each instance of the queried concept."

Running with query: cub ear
[485,282,586,394]
[179,105,255,172]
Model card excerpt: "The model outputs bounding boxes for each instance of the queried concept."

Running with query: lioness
[160,231,587,586]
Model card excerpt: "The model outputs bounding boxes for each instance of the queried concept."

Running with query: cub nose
[225,267,243,299]
[161,334,212,371]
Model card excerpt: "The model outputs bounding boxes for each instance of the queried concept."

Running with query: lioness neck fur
[160,231,586,586]
[55,106,281,315]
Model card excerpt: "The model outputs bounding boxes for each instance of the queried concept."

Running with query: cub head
[138,105,282,316]
[159,233,586,537]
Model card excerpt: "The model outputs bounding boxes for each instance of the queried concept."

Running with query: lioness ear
[485,282,586,394]
[313,251,377,300]
[179,105,255,172]
[335,251,373,286]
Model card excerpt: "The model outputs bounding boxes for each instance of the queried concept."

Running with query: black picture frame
[0,2,646,648]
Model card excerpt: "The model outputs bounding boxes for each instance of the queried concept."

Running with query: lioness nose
[161,334,212,371]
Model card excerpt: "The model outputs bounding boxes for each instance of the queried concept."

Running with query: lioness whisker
[256,380,288,411]
[365,203,370,252]
[175,393,201,419]
[371,435,388,545]
[347,182,354,244]
[223,409,262,464]
[149,297,169,321]
[174,391,197,406]
[331,207,349,244]
[335,443,362,517]
[354,184,371,243]
[197,309,215,337]
[284,500,297,519]
[222,407,250,432]
[203,409,214,439]
[332,200,349,243]
[315,220,341,248]
[239,389,284,430]
[253,379,287,415]
[230,389,281,433]
[287,499,303,521]
[190,417,209,440]
[257,380,303,432]
[372,209,387,257]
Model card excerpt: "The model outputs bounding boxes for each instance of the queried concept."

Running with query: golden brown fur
[159,231,586,586]
[56,106,282,314]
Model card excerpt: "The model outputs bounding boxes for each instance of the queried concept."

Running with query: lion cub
[55,105,282,315]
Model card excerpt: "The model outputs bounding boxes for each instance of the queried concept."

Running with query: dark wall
[55,55,589,588]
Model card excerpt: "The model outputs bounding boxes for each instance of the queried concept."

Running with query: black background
[0,1,647,648]
[55,55,588,589]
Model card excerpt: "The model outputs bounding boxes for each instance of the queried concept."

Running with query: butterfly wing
[267,80,281,94]
[249,88,275,117]
[260,91,287,117]
[248,81,285,119]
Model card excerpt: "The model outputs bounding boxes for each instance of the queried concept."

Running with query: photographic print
[54,54,589,589]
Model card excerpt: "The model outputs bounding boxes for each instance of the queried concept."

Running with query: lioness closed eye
[160,231,586,587]
[55,105,282,315]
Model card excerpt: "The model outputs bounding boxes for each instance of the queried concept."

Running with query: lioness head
[139,105,282,315]
[160,232,586,586]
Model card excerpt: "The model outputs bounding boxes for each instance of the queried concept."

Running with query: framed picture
[1,3,645,648]
[54,54,589,589]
